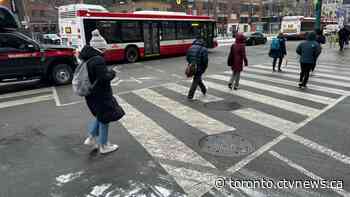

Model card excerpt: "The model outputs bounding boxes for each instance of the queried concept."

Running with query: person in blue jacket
[269,33,287,72]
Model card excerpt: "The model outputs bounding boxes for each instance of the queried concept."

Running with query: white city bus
[281,16,316,40]
[58,4,217,63]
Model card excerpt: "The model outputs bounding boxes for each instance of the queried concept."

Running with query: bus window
[98,21,122,44]
[121,21,142,42]
[177,21,192,39]
[301,22,314,32]
[161,21,176,40]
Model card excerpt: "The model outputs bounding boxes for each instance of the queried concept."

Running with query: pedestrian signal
[176,0,182,5]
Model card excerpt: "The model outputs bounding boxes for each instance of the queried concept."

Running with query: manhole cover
[204,101,241,111]
[199,134,254,157]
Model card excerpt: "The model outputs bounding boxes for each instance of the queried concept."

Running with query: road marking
[208,74,335,105]
[134,89,234,135]
[163,83,223,103]
[288,61,350,71]
[145,66,166,73]
[204,81,319,117]
[171,74,184,79]
[130,77,142,84]
[269,151,350,197]
[118,97,218,196]
[86,183,112,197]
[0,94,53,109]
[224,94,346,175]
[233,108,297,133]
[287,62,350,76]
[51,87,62,107]
[251,65,350,88]
[55,171,84,187]
[229,70,349,96]
[263,64,350,83]
[0,88,52,100]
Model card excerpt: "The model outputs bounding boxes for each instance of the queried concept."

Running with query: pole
[315,0,323,30]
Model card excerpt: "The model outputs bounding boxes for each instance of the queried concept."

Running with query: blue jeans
[89,119,109,145]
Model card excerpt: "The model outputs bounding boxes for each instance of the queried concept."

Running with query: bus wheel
[125,46,139,63]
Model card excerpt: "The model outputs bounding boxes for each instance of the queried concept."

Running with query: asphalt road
[1,41,350,197]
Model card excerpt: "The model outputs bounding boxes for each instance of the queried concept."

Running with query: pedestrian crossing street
[98,61,350,196]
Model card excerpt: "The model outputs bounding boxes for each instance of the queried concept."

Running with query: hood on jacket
[306,32,317,41]
[235,33,246,44]
[192,38,205,46]
[79,45,103,61]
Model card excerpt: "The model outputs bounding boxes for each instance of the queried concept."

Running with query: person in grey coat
[296,32,321,88]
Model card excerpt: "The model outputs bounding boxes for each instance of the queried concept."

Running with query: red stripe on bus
[77,10,214,20]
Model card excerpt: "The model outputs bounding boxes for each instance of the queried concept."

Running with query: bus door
[143,22,160,56]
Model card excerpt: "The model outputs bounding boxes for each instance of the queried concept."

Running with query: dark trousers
[339,39,345,51]
[273,57,283,70]
[188,75,206,99]
[300,63,313,86]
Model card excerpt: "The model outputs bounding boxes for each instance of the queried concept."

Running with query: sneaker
[278,69,282,72]
[84,136,98,149]
[272,69,276,72]
[298,83,303,88]
[233,86,238,90]
[99,143,119,154]
[228,83,232,90]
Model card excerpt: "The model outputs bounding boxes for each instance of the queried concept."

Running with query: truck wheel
[125,46,139,63]
[51,64,73,85]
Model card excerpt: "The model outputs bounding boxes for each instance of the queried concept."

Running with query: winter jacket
[228,33,248,72]
[186,39,208,75]
[296,33,321,65]
[269,37,287,59]
[79,45,119,124]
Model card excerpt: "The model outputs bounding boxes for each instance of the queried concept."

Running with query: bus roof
[77,10,215,21]
[59,4,107,12]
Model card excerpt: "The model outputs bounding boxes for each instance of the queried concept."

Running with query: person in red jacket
[227,33,248,90]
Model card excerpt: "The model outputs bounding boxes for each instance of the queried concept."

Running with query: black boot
[228,83,232,90]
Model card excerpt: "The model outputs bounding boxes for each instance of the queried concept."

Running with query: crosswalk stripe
[117,97,217,195]
[204,81,319,117]
[269,151,350,197]
[287,62,350,76]
[0,88,52,100]
[208,74,335,105]
[232,108,297,133]
[0,95,53,109]
[134,89,234,135]
[288,61,350,71]
[268,63,350,82]
[163,83,223,103]
[244,66,350,89]
[254,64,350,87]
[227,70,349,95]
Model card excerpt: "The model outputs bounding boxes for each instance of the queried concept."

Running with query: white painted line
[252,65,350,88]
[87,183,112,197]
[287,62,350,76]
[0,95,53,109]
[204,81,319,117]
[288,61,350,71]
[171,74,184,79]
[233,108,297,133]
[0,88,52,100]
[225,95,346,175]
[155,68,166,73]
[164,83,223,103]
[130,77,142,84]
[111,79,123,87]
[228,70,349,95]
[51,87,62,107]
[269,151,350,197]
[55,171,84,186]
[134,89,234,135]
[208,74,336,105]
[118,97,218,196]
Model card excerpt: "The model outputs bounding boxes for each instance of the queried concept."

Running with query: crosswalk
[0,87,53,109]
[87,61,350,196]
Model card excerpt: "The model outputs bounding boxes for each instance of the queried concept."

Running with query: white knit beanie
[89,29,108,51]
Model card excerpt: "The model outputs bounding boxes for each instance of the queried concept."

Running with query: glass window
[0,34,29,53]
[177,21,192,39]
[121,21,142,42]
[83,19,122,44]
[161,21,176,40]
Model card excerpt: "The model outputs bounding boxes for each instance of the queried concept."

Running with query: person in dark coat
[338,27,348,51]
[186,38,208,100]
[81,29,121,154]
[227,33,248,90]
[269,33,287,72]
[296,32,321,88]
